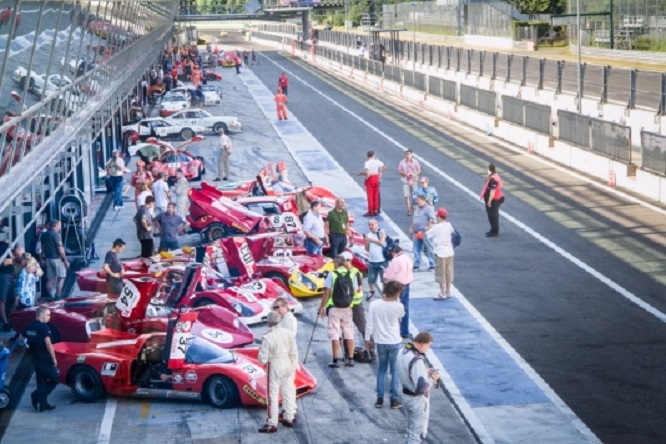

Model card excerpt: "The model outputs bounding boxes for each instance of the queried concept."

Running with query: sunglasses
[272,306,282,310]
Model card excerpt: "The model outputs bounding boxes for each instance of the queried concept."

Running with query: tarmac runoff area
[1,52,599,443]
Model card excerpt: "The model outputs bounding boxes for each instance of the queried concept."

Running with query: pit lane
[0,35,477,444]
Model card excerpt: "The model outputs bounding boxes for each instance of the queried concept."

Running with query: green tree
[513,0,566,14]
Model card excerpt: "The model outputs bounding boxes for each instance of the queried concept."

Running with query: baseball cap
[112,238,126,247]
[436,207,448,218]
[340,251,353,261]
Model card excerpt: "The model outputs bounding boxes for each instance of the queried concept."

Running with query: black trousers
[329,233,348,258]
[485,200,502,234]
[34,364,59,406]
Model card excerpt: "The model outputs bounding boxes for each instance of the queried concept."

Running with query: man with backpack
[318,255,358,368]
[426,207,457,300]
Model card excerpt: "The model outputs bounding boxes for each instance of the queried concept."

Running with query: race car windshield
[164,153,190,163]
[185,337,236,364]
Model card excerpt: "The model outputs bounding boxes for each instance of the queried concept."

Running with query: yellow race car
[288,260,335,298]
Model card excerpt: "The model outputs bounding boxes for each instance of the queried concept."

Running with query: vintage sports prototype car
[54,312,317,408]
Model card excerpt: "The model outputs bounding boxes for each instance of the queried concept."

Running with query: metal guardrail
[257,31,651,174]
[286,27,666,113]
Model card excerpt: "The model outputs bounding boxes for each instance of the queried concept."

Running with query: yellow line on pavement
[140,401,150,419]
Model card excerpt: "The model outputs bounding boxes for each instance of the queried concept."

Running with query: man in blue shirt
[412,176,438,207]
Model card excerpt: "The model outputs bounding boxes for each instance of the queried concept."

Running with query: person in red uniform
[359,151,387,217]
[278,72,289,96]
[480,163,504,237]
[275,88,288,121]
[0,7,10,26]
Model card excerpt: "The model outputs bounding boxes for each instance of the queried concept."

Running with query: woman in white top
[426,207,455,300]
[136,183,153,207]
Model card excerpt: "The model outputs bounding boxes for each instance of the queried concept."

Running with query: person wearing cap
[214,128,233,181]
[318,255,359,368]
[426,208,455,300]
[398,150,421,216]
[103,238,126,298]
[302,201,326,255]
[130,160,153,209]
[383,245,414,339]
[106,150,129,211]
[257,311,298,433]
[172,169,190,218]
[410,195,436,272]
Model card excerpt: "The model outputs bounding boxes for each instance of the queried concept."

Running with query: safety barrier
[559,111,631,162]
[256,31,662,175]
[640,131,666,175]
[267,26,666,113]
[502,96,551,135]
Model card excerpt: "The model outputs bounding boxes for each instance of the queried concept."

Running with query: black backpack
[331,271,354,308]
[382,231,399,262]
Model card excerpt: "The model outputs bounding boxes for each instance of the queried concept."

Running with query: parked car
[158,93,189,117]
[167,109,242,134]
[121,117,205,142]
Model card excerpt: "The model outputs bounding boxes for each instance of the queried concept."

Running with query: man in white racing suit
[274,297,297,338]
[397,331,440,444]
[258,311,298,433]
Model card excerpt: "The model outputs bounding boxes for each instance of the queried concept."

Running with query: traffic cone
[608,170,616,187]
[527,141,534,153]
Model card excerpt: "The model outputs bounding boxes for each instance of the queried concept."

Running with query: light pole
[412,2,416,74]
[576,0,582,112]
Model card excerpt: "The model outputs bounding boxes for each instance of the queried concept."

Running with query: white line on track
[97,399,117,444]
[259,53,666,326]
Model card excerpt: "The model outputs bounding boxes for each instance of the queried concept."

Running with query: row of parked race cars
[10,163,369,410]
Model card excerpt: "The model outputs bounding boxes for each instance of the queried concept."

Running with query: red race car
[150,147,205,185]
[54,312,317,408]
[10,277,254,348]
[188,183,296,241]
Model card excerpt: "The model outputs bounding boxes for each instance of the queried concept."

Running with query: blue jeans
[110,176,123,207]
[304,238,323,255]
[367,261,386,285]
[400,284,410,338]
[413,235,434,269]
[159,240,180,252]
[376,343,401,401]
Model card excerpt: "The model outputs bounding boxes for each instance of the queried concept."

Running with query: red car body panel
[150,150,203,182]
[54,320,317,407]
[12,277,254,347]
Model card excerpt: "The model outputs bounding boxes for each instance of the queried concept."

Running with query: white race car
[158,93,189,117]
[170,86,222,106]
[166,109,242,134]
[13,67,73,98]
[121,117,205,142]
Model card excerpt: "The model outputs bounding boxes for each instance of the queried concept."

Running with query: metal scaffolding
[0,0,178,259]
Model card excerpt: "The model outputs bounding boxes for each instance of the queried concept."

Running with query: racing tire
[0,387,11,409]
[204,375,240,409]
[69,365,105,403]
[60,195,87,223]
[194,157,205,181]
[263,272,289,289]
[193,298,215,308]
[180,128,194,140]
[206,222,228,242]
[212,122,228,135]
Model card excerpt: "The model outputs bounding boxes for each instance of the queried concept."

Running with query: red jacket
[480,173,503,201]
[278,75,288,88]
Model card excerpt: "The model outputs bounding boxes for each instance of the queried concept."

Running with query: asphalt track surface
[250,48,666,443]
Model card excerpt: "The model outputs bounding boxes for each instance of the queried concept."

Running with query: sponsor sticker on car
[185,370,198,383]
[101,362,118,377]
[200,328,233,345]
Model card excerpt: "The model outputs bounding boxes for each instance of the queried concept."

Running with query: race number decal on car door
[168,312,198,369]
[234,237,256,277]
[116,281,141,318]
[282,212,299,233]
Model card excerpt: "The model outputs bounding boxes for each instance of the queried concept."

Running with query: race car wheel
[204,375,239,409]
[60,195,87,223]
[180,128,194,140]
[193,298,215,308]
[0,387,11,409]
[206,222,228,242]
[70,365,105,403]
[263,272,289,288]
[213,122,228,135]
[195,156,206,177]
